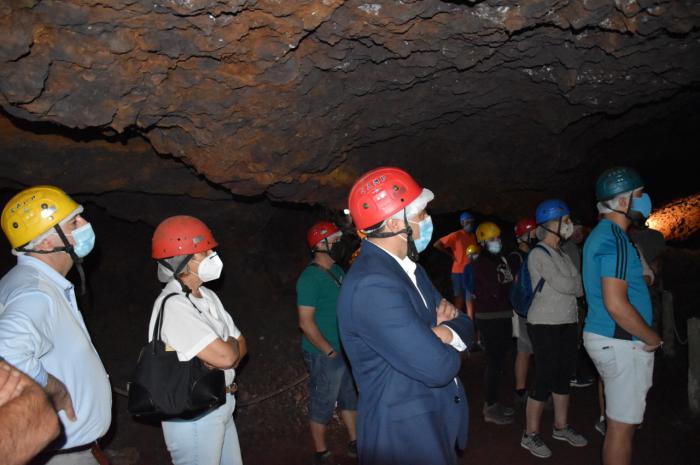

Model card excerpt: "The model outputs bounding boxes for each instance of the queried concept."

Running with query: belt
[49,441,95,455]
[225,382,238,394]
[43,441,109,465]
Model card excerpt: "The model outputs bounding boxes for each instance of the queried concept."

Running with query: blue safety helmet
[459,211,473,223]
[595,167,644,201]
[535,199,570,225]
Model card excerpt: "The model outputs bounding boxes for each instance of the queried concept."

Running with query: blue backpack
[509,245,551,317]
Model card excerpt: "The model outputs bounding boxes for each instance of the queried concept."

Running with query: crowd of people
[296,165,664,465]
[0,165,664,465]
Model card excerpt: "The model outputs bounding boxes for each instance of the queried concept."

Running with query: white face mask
[560,221,574,240]
[195,253,223,282]
[486,239,502,254]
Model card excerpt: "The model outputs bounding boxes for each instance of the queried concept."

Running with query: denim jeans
[161,393,242,465]
[302,350,358,424]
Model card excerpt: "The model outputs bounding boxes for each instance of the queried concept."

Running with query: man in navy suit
[338,167,475,465]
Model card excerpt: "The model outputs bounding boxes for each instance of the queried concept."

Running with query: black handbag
[127,293,226,420]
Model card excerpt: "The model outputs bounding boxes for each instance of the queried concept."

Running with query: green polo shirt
[296,263,344,354]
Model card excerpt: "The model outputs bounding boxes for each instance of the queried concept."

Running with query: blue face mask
[412,216,434,253]
[630,193,652,218]
[70,223,96,258]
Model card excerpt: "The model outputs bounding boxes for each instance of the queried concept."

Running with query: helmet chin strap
[159,255,194,295]
[365,210,419,261]
[53,225,88,296]
[606,193,646,227]
[541,217,565,241]
[18,225,88,295]
[312,238,331,256]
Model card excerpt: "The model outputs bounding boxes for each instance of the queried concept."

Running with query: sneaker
[521,432,552,458]
[312,450,337,465]
[483,403,514,425]
[348,440,357,458]
[552,425,588,447]
[594,418,607,436]
[569,376,594,388]
[499,403,515,417]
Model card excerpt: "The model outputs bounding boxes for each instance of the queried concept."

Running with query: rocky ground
[103,332,700,465]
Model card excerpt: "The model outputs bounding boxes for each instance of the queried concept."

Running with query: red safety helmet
[152,215,218,259]
[514,218,537,238]
[306,221,341,249]
[347,167,423,230]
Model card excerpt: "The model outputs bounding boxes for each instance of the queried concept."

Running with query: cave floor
[104,344,697,465]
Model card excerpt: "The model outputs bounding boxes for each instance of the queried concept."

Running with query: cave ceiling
[1,0,699,221]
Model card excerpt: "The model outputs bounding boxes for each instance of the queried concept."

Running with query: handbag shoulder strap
[529,244,552,293]
[308,262,342,287]
[152,292,180,343]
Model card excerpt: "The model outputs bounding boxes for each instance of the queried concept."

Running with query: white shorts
[584,332,654,424]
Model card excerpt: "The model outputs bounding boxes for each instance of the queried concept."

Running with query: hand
[642,332,663,352]
[643,340,663,352]
[0,362,24,407]
[0,362,36,408]
[46,375,77,421]
[436,299,458,325]
[431,325,454,344]
[327,349,338,359]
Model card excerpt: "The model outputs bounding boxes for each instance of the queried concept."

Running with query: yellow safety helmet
[476,221,501,243]
[1,185,82,249]
[465,243,481,257]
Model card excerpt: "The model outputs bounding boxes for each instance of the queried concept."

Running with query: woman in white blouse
[149,215,247,465]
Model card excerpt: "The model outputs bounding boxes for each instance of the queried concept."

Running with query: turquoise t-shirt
[295,263,344,354]
[583,219,652,340]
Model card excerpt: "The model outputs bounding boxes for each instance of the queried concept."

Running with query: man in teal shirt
[583,167,662,465]
[297,221,357,465]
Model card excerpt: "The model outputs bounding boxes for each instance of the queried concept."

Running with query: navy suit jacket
[337,241,474,465]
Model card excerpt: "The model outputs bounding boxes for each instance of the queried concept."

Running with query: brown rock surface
[1,0,699,217]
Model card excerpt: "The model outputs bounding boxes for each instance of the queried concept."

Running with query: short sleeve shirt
[438,230,477,273]
[583,219,652,340]
[296,264,344,354]
[149,280,241,385]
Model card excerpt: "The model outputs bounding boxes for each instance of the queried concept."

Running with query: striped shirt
[582,219,652,340]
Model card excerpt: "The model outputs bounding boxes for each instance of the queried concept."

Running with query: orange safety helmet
[514,218,537,238]
[152,215,218,259]
[347,167,423,231]
[306,221,341,249]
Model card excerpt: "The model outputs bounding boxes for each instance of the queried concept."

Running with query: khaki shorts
[584,332,654,424]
